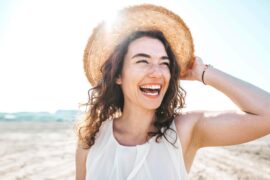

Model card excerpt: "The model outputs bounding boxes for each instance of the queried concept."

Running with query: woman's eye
[136,60,148,64]
[161,62,170,67]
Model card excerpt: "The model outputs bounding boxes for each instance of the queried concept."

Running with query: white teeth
[140,85,161,90]
[142,91,158,96]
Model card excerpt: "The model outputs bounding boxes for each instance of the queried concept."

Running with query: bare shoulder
[76,144,89,180]
[174,111,202,151]
[175,110,202,127]
[174,110,202,136]
[174,111,203,171]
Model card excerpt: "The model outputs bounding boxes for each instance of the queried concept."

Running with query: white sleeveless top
[86,119,189,180]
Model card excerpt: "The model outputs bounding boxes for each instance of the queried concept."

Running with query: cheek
[123,66,146,81]
[120,68,141,90]
[163,69,171,92]
[163,68,171,81]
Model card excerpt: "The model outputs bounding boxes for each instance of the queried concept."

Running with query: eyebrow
[131,53,169,60]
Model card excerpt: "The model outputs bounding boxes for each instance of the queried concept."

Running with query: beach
[0,121,269,180]
[0,121,76,180]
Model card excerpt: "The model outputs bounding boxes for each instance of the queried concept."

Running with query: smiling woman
[116,35,173,110]
[75,3,270,180]
[78,29,188,180]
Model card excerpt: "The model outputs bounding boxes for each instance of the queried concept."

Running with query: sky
[0,0,269,113]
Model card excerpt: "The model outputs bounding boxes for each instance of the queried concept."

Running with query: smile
[139,84,161,96]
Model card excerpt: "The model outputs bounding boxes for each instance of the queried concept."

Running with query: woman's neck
[114,105,156,139]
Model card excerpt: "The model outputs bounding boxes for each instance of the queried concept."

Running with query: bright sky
[0,0,269,113]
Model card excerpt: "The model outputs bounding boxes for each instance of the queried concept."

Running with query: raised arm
[181,57,270,148]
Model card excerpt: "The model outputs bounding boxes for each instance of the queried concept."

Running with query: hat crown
[84,4,194,86]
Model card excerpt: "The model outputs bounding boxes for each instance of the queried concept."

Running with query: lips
[139,84,161,96]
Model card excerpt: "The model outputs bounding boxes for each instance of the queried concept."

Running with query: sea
[0,110,83,122]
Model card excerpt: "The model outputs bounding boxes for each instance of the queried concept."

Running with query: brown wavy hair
[76,30,186,149]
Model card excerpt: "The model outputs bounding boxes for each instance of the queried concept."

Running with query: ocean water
[0,110,83,122]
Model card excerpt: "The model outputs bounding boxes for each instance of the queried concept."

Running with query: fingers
[180,56,204,80]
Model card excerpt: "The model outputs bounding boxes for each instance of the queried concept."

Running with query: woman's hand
[180,56,205,81]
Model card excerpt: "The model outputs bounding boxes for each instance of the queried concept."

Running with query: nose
[148,64,163,78]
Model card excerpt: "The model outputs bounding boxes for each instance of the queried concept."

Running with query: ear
[116,75,122,85]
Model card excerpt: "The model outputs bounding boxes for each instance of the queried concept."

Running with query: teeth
[142,91,159,96]
[140,85,161,90]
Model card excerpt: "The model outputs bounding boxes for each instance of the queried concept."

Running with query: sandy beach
[0,121,269,180]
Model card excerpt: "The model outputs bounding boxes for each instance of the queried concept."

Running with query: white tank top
[86,119,189,180]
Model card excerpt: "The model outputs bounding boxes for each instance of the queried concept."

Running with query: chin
[142,102,162,111]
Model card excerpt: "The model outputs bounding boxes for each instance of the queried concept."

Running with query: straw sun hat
[83,4,194,86]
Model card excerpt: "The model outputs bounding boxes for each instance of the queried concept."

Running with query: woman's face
[116,36,171,111]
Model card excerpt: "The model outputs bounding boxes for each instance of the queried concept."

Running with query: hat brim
[84,4,194,86]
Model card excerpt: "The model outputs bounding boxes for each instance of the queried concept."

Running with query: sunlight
[103,9,119,33]
[1,0,269,112]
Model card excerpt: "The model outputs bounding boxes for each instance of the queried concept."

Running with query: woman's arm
[182,57,270,148]
[75,145,88,180]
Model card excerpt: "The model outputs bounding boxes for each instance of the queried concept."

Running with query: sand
[0,121,269,180]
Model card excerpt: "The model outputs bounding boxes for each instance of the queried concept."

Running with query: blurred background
[0,0,269,179]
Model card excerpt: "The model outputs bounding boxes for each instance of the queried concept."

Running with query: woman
[76,4,270,180]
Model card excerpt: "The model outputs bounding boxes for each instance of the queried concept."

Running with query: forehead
[126,37,167,57]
